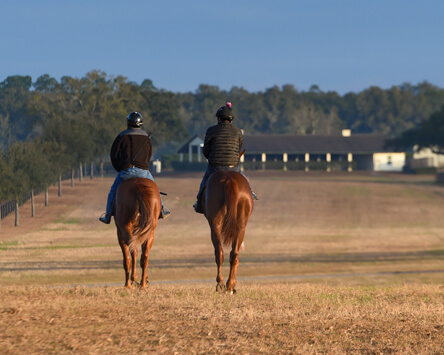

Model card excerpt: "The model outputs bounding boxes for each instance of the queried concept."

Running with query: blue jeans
[106,167,158,215]
[196,164,249,199]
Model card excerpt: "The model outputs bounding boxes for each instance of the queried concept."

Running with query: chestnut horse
[114,178,161,288]
[202,171,253,293]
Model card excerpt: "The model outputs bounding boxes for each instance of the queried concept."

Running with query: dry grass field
[1,284,443,354]
[0,170,443,353]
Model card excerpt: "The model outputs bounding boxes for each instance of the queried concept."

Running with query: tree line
[1,70,444,223]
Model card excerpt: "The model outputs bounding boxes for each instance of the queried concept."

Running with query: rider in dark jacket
[99,112,170,224]
[194,102,258,213]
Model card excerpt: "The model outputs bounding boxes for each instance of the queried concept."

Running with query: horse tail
[129,180,157,252]
[221,176,239,247]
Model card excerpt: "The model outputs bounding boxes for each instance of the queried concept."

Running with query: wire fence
[0,162,115,221]
[0,200,16,220]
[0,190,37,221]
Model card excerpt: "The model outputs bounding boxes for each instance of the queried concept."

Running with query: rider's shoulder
[229,124,242,135]
[206,124,219,134]
[118,128,149,137]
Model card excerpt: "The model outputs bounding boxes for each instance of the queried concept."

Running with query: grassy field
[0,171,443,353]
[1,284,443,354]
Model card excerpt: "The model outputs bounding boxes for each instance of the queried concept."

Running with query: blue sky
[1,1,443,95]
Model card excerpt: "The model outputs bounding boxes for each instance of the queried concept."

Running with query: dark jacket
[203,120,243,166]
[110,127,152,172]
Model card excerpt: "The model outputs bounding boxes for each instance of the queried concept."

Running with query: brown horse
[114,178,161,288]
[202,170,254,293]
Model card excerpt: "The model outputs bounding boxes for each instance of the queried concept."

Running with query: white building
[177,132,406,172]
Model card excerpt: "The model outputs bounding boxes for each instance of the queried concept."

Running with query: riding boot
[193,195,204,214]
[99,213,111,224]
[159,206,171,219]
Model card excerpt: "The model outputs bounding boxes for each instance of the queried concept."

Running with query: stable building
[176,131,405,172]
[177,135,204,163]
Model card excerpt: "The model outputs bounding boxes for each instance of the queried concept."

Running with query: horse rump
[206,171,253,247]
[115,178,161,251]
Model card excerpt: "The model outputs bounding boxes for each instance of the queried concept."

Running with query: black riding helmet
[216,102,234,121]
[127,111,143,128]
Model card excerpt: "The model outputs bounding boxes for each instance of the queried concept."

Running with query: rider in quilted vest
[193,102,258,213]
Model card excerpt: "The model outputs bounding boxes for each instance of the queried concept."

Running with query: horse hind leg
[226,228,246,294]
[130,247,139,287]
[211,227,226,293]
[140,232,155,288]
[226,246,239,294]
[118,237,132,288]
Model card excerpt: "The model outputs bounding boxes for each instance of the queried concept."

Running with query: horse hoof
[140,281,149,289]
[227,289,236,295]
[216,283,226,293]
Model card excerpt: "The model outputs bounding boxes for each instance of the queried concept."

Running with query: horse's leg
[226,227,247,294]
[140,232,155,288]
[118,236,132,288]
[131,247,138,286]
[210,225,225,292]
[140,241,148,288]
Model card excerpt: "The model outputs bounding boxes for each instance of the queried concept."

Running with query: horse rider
[193,102,258,213]
[99,111,170,224]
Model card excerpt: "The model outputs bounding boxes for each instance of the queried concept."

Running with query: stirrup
[252,191,259,200]
[159,206,171,219]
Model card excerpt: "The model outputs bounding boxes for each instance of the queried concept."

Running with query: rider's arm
[110,135,123,172]
[203,130,212,159]
[238,130,243,154]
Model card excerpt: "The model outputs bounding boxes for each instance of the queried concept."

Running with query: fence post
[15,201,19,227]
[58,174,62,197]
[31,188,35,217]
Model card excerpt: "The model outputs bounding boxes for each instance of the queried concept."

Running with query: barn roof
[242,134,390,154]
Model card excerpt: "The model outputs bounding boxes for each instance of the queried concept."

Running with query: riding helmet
[127,112,143,127]
[216,102,234,121]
